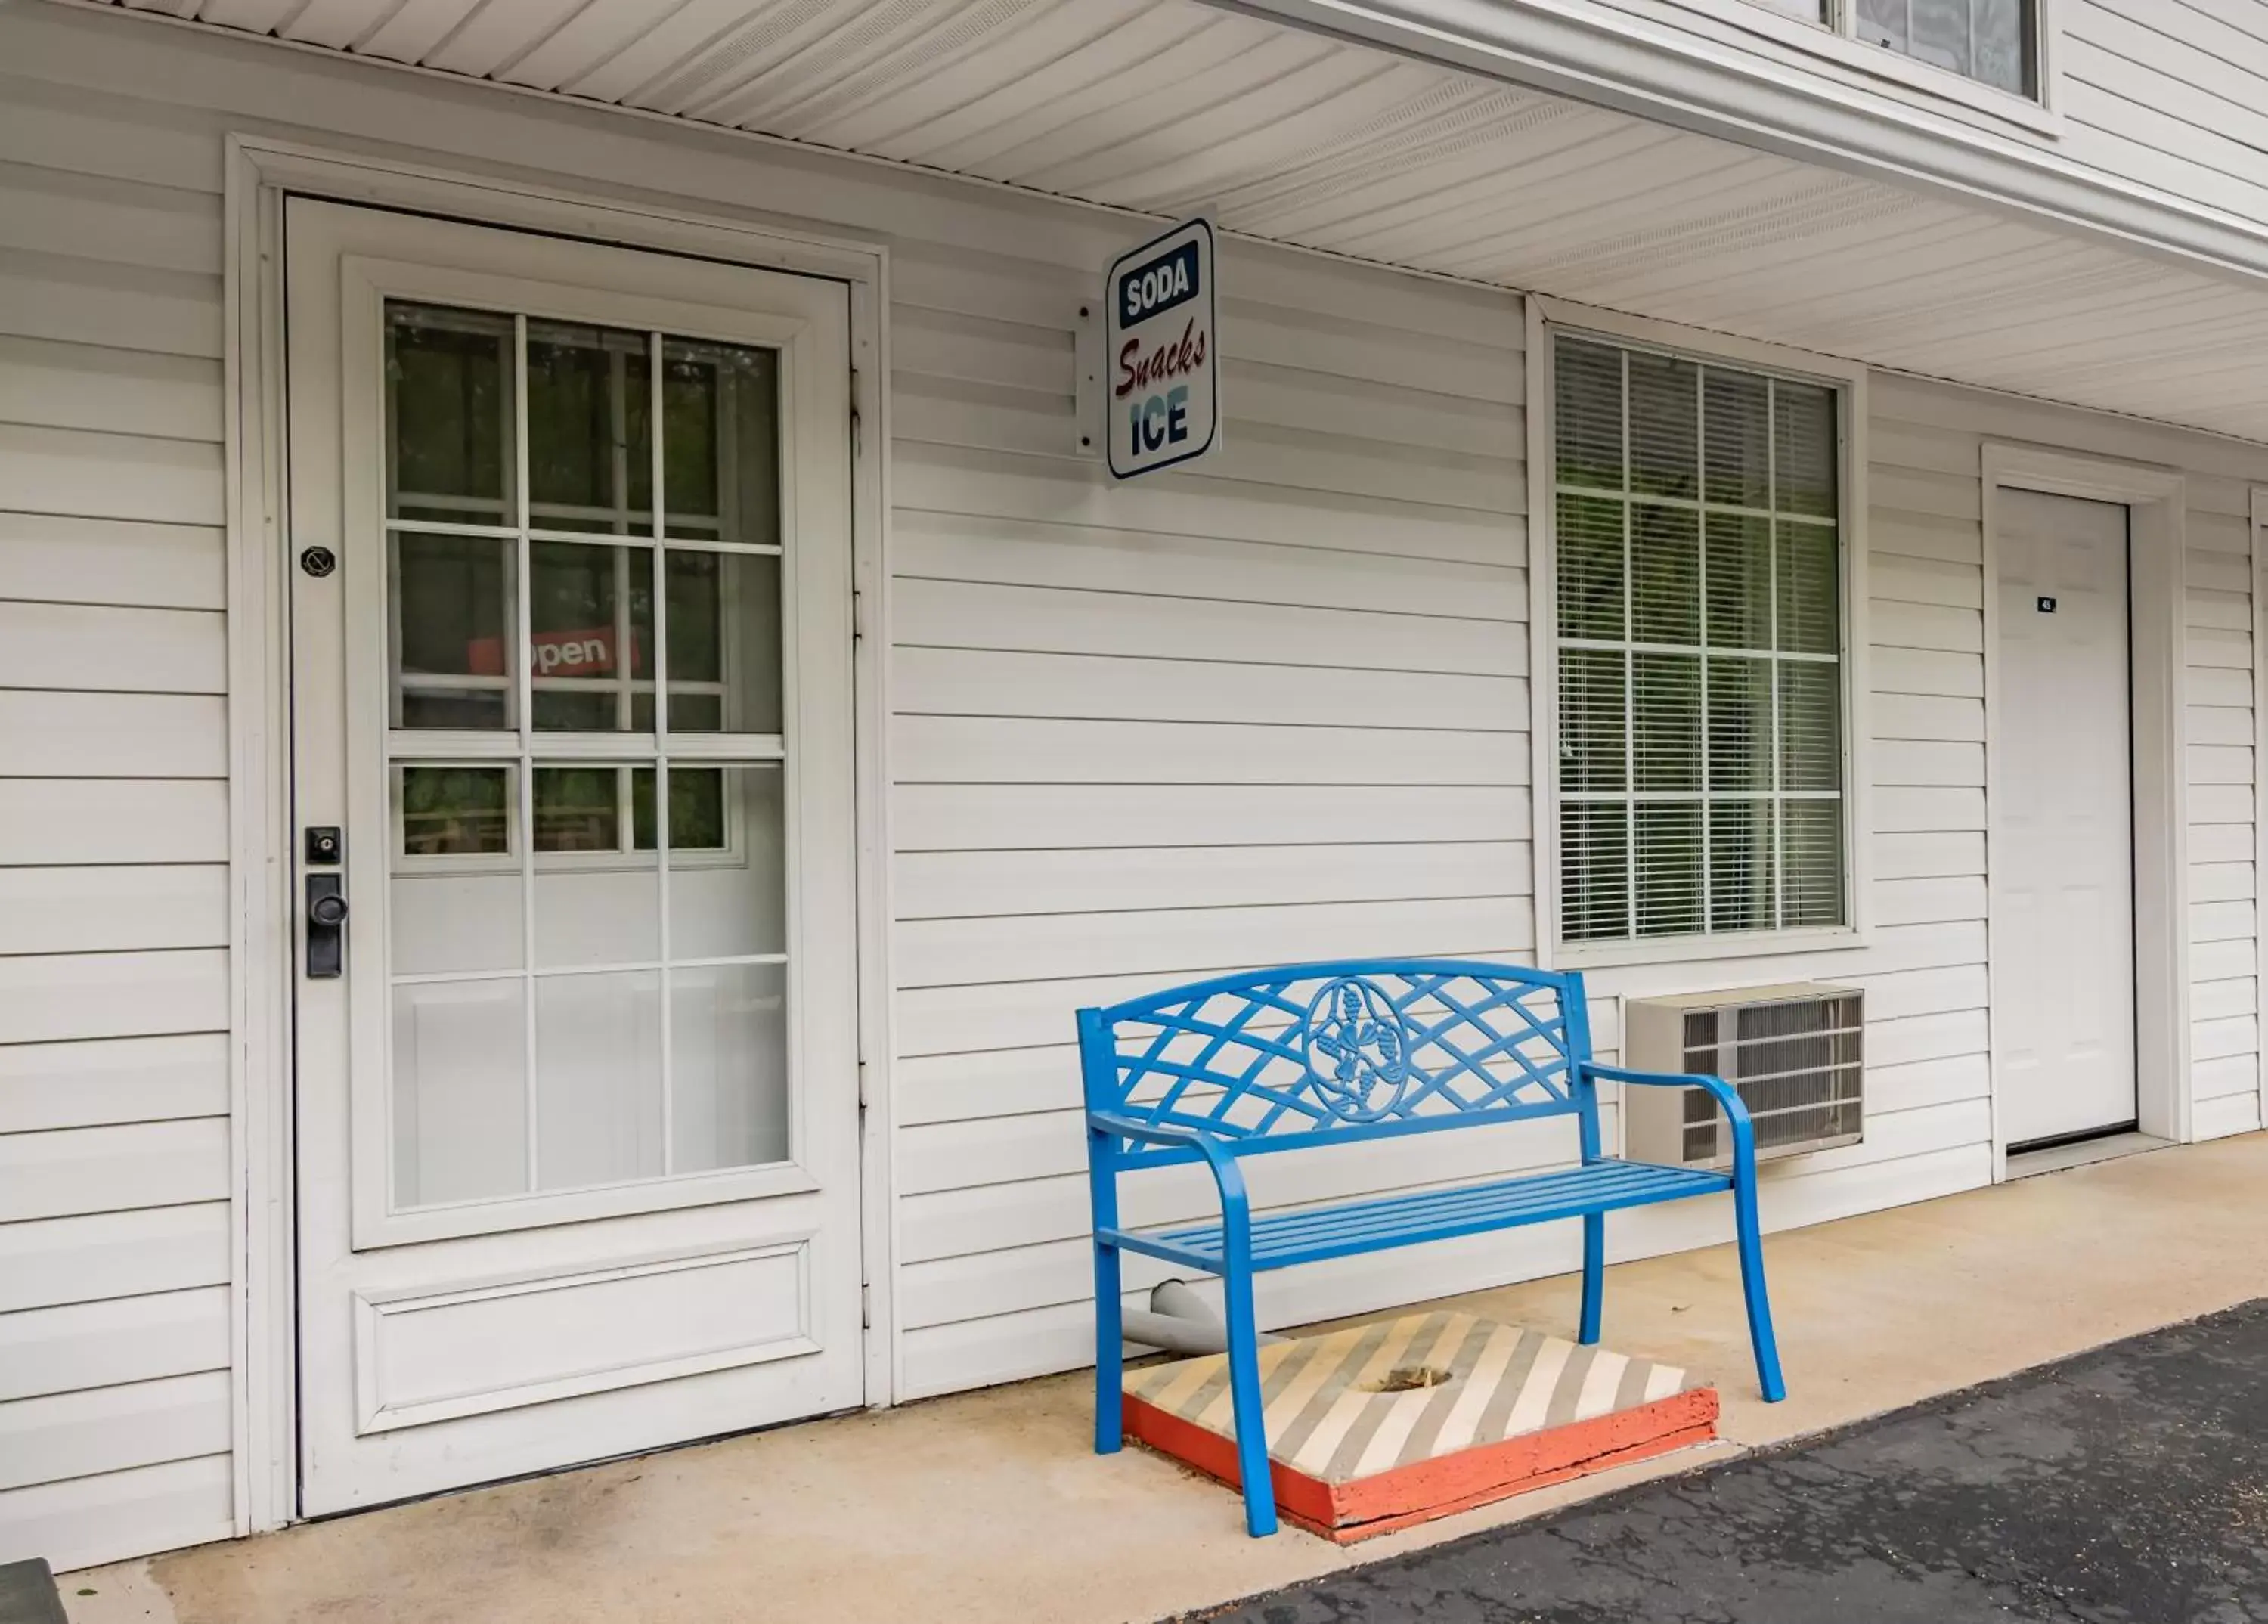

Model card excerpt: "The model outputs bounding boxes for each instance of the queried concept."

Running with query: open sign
[466,628,633,678]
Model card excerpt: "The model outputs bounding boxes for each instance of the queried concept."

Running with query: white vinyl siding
[2058,0,2268,230]
[0,59,236,1566]
[1629,0,2268,228]
[2,0,2266,1571]
[888,251,1538,1396]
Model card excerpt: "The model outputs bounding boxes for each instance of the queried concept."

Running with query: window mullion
[1620,350,1637,941]
[513,311,540,1194]
[1696,365,1711,940]
[1767,375,1784,934]
[651,332,675,1176]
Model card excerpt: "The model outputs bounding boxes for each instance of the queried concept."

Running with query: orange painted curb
[1126,1384,1718,1543]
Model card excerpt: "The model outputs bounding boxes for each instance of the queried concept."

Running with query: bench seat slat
[1136,1158,1731,1271]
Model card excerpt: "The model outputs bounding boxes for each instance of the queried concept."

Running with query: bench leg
[1579,1213,1605,1344]
[1222,1265,1278,1537]
[1732,1174,1787,1403]
[1093,1238,1124,1454]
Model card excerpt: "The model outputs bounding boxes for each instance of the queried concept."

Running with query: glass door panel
[383,297,792,1213]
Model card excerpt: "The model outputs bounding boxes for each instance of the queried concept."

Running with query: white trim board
[221,135,898,1534]
[1979,442,2190,1182]
[1526,293,1873,971]
[2254,485,2268,1142]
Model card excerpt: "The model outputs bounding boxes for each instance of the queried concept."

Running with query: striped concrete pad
[1123,1313,1716,1540]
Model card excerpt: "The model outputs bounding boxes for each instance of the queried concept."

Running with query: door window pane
[399,765,510,855]
[387,303,513,525]
[392,533,515,730]
[529,541,655,732]
[531,767,659,969]
[671,962,788,1172]
[535,972,663,1188]
[662,339,779,546]
[526,323,652,535]
[531,765,620,854]
[631,765,730,852]
[668,766,785,960]
[666,550,780,733]
[392,980,527,1207]
[392,764,522,976]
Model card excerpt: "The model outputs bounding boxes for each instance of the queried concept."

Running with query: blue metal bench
[1080,956,1785,1538]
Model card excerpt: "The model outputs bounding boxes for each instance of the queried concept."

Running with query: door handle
[307,873,349,979]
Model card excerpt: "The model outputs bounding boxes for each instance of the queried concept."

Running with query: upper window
[1551,333,1850,950]
[1747,0,2037,98]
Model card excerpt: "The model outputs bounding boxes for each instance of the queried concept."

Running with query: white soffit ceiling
[104,0,2268,442]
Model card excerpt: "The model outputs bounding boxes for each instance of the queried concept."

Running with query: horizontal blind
[1554,335,1847,945]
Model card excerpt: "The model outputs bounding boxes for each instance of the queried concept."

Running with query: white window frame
[1689,0,2062,136]
[1528,295,1872,969]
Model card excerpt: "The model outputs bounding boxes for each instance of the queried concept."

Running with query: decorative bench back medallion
[1302,977,1418,1123]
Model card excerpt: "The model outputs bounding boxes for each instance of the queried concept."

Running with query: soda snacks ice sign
[1105,217,1218,479]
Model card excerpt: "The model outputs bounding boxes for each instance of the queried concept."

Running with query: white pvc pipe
[1120,1278,1287,1355]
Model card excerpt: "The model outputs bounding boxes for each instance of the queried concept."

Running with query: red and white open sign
[467,628,634,679]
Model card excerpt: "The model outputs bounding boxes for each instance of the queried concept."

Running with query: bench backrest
[1079,958,1596,1165]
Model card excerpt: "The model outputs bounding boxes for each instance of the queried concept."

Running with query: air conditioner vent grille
[1625,983,1864,1170]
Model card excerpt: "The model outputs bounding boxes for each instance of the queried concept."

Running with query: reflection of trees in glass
[633,767,727,851]
[386,306,509,519]
[526,324,649,529]
[532,767,619,852]
[401,767,509,855]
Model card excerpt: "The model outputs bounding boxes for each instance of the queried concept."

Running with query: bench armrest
[1578,1061,1760,1173]
[1087,1112,1254,1248]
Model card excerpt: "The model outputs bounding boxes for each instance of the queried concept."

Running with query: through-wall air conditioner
[1624,984,1864,1169]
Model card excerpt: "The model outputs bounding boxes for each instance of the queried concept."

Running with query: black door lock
[307,872,349,979]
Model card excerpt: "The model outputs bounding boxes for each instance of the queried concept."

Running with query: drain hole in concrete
[1360,1365,1452,1393]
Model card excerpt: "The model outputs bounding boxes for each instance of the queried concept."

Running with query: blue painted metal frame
[1080,957,1786,1539]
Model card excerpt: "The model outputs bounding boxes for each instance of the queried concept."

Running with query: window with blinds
[1553,335,1847,946]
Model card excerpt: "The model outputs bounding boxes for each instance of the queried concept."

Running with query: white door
[285,199,864,1514]
[1992,488,2138,1150]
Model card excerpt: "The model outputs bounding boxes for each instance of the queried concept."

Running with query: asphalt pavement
[1184,1297,2268,1623]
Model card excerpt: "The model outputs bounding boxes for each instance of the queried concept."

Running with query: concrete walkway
[63,1134,2268,1624]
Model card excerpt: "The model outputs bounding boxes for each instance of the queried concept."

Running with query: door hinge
[860,1283,872,1331]
[851,588,866,643]
[856,1056,870,1108]
[849,366,863,458]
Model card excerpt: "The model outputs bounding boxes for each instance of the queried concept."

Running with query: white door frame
[2256,488,2268,1142]
[1981,443,2189,1181]
[222,135,897,1536]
